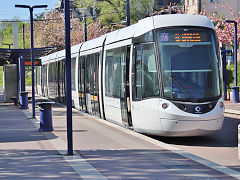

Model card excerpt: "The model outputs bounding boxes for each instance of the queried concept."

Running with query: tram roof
[40,14,215,63]
[80,34,108,53]
[104,14,214,45]
[134,14,215,37]
[105,24,137,45]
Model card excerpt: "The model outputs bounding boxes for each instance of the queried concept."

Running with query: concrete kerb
[224,109,240,115]
[21,109,107,180]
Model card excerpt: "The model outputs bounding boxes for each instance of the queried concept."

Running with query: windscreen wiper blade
[170,74,197,103]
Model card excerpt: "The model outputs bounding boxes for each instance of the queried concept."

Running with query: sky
[0,0,59,21]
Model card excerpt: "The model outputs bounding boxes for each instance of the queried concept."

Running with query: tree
[75,0,155,26]
[201,5,240,48]
[26,10,108,50]
[0,20,29,49]
[130,0,154,22]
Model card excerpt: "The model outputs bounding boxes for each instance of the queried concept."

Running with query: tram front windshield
[156,27,221,102]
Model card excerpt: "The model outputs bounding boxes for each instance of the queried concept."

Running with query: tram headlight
[179,104,186,110]
[208,103,213,109]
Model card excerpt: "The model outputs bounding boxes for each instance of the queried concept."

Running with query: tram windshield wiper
[170,74,197,103]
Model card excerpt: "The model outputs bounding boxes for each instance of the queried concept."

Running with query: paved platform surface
[0,87,240,179]
[225,100,240,116]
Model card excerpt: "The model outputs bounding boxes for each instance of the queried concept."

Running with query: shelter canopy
[0,47,56,66]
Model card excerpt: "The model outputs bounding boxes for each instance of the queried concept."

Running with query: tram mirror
[148,55,157,72]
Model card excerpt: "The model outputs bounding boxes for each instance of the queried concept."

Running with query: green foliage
[76,0,154,26]
[25,68,32,86]
[130,0,154,22]
[0,21,30,49]
[226,63,240,90]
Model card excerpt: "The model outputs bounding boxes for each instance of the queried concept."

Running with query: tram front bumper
[159,116,224,137]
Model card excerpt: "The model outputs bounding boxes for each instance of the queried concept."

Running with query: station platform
[0,88,240,179]
[224,100,240,116]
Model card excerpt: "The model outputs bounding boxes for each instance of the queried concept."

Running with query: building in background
[155,0,183,7]
[185,0,240,19]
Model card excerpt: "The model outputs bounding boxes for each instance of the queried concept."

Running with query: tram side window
[105,51,114,96]
[113,49,121,97]
[85,56,91,93]
[71,57,76,91]
[133,43,159,100]
[78,56,85,92]
[105,48,123,98]
[135,45,142,99]
[36,67,41,85]
[42,65,47,86]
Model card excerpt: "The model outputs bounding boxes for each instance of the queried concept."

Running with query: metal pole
[234,21,238,87]
[83,14,87,42]
[22,24,25,49]
[19,54,25,92]
[126,0,130,26]
[30,7,36,118]
[64,0,73,156]
[221,46,227,100]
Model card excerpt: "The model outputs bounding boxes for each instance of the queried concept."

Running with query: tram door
[120,46,132,127]
[86,54,100,116]
[78,56,86,111]
[59,60,66,104]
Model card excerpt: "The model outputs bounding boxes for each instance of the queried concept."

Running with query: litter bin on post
[37,101,55,132]
[231,86,239,103]
[19,91,28,109]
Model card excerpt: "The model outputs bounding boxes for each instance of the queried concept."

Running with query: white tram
[37,14,224,137]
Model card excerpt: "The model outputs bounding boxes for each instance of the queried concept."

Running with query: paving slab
[0,98,81,179]
[1,85,240,179]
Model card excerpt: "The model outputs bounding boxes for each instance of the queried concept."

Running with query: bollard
[231,86,239,103]
[239,124,240,160]
[19,91,29,109]
[37,101,55,132]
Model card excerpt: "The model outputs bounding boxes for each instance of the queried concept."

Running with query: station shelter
[0,47,55,103]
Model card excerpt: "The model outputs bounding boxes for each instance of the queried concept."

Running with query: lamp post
[225,20,238,103]
[15,4,48,117]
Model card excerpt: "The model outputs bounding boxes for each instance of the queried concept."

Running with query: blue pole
[64,0,73,156]
[126,0,130,26]
[221,47,227,100]
[234,21,238,87]
[29,7,36,117]
[19,54,25,92]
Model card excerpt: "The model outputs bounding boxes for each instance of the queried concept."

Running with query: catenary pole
[126,0,130,26]
[83,14,87,42]
[29,7,36,118]
[64,0,73,155]
[225,20,239,103]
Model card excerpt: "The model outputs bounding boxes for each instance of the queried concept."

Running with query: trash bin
[231,86,239,103]
[19,91,28,109]
[37,101,55,132]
